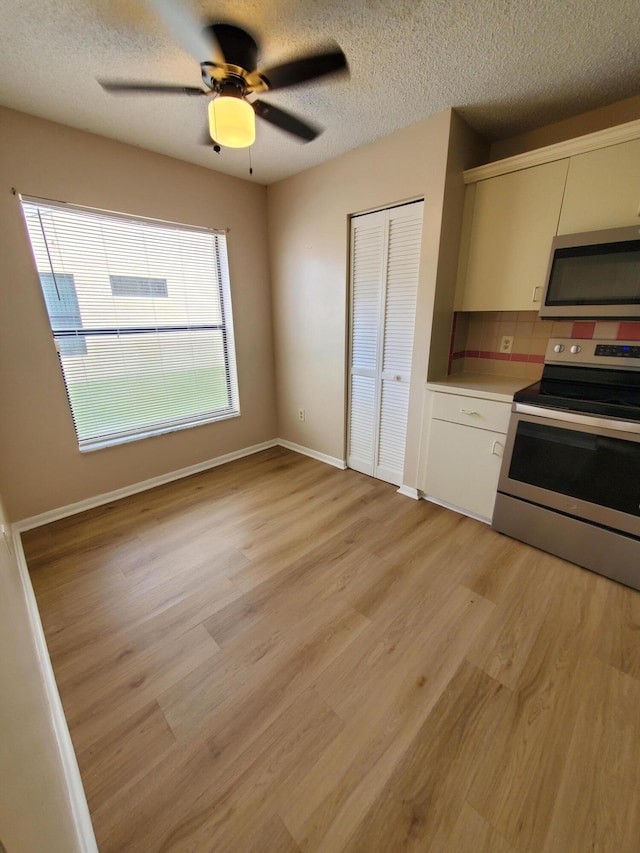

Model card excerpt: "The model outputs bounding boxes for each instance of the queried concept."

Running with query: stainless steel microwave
[539,224,640,319]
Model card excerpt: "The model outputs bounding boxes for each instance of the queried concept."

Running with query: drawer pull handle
[460,408,479,415]
[491,440,503,457]
[532,285,542,303]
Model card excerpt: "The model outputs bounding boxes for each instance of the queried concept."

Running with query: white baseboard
[14,439,281,532]
[6,436,336,852]
[277,439,347,470]
[397,485,420,500]
[12,531,98,852]
[421,494,491,525]
[14,438,349,532]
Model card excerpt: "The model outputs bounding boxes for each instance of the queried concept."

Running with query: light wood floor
[23,447,640,852]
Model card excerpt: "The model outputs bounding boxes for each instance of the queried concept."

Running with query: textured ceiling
[0,0,639,184]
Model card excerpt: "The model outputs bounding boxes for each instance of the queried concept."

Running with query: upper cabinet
[455,159,569,312]
[454,125,640,313]
[557,138,640,234]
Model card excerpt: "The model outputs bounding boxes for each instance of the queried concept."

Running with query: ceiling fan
[99,0,349,149]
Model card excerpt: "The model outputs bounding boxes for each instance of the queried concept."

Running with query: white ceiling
[1,0,639,185]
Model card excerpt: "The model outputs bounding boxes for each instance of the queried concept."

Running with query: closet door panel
[376,379,411,485]
[347,211,386,472]
[347,201,423,485]
[377,203,423,483]
[382,208,423,378]
[350,212,385,372]
[348,375,377,475]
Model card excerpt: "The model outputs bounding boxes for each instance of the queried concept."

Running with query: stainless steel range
[492,337,640,590]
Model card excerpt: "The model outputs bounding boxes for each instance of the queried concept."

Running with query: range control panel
[546,339,640,369]
[594,344,640,358]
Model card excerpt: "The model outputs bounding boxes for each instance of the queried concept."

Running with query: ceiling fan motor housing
[216,79,246,99]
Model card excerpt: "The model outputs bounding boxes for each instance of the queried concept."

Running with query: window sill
[78,409,241,453]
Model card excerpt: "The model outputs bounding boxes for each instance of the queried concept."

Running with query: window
[21,197,239,451]
[39,272,87,356]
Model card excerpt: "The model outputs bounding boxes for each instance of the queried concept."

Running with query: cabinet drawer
[431,393,511,433]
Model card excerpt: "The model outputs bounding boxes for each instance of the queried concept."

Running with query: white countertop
[425,373,533,403]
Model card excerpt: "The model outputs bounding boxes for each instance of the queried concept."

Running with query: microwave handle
[532,285,542,303]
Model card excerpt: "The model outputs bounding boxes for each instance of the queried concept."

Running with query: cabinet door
[423,419,505,521]
[558,138,640,234]
[459,159,569,312]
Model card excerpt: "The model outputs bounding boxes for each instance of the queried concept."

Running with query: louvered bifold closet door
[376,201,424,484]
[347,210,386,475]
[347,201,424,485]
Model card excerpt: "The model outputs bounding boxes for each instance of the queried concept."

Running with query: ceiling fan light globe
[209,97,255,148]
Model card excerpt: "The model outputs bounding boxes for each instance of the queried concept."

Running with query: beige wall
[426,111,489,381]
[490,93,640,161]
[267,109,486,488]
[0,493,92,852]
[0,107,277,521]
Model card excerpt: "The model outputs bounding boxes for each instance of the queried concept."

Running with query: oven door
[497,403,640,538]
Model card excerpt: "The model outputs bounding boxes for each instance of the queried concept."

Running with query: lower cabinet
[420,391,510,522]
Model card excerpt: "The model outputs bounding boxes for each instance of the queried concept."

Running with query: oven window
[509,421,640,516]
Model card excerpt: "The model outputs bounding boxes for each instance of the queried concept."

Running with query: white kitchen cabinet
[420,388,513,522]
[557,138,640,234]
[455,159,569,312]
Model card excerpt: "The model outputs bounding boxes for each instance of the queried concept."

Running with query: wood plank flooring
[22,446,640,852]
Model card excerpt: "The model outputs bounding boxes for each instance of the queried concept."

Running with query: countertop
[425,373,534,403]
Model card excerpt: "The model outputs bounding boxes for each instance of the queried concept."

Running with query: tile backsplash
[449,312,640,378]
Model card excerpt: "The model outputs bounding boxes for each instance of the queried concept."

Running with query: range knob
[570,345,582,354]
[553,344,565,353]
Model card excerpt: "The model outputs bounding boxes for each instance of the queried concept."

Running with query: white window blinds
[21,197,239,451]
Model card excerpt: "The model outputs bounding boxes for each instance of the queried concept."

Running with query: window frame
[21,196,240,452]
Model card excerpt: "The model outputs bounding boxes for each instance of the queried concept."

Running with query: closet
[347,200,424,486]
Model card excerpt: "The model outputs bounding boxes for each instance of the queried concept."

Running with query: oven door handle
[513,402,640,435]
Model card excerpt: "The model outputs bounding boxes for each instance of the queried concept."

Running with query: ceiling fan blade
[252,99,321,142]
[100,80,207,95]
[205,24,259,73]
[147,0,224,64]
[251,47,348,92]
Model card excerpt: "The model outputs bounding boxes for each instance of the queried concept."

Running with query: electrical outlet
[298,408,306,422]
[500,335,514,354]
